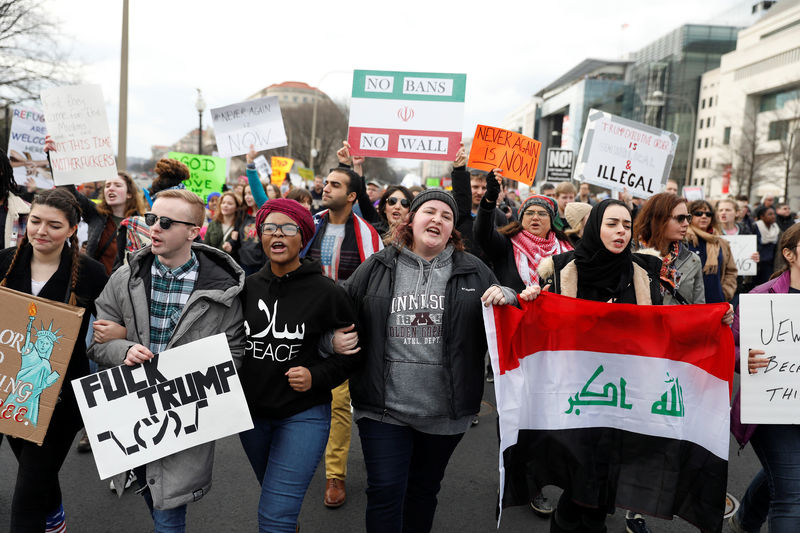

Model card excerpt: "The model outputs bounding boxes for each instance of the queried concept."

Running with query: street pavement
[0,376,760,532]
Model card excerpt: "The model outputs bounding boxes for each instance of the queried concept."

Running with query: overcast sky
[45,0,745,161]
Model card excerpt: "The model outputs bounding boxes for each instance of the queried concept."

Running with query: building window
[696,158,701,169]
[699,120,703,129]
[768,120,789,141]
[760,88,800,112]
[723,127,731,145]
[701,178,705,186]
[698,139,702,149]
[707,117,712,127]
[705,138,709,148]
[709,97,713,107]
[701,99,706,109]
[702,158,707,168]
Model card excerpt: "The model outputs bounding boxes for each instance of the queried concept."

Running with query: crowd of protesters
[0,134,797,533]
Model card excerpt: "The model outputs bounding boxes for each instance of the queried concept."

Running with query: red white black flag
[483,292,734,533]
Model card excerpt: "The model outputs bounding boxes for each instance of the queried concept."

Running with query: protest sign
[426,177,440,188]
[683,186,704,201]
[40,84,117,185]
[0,287,84,445]
[574,109,678,200]
[722,235,757,276]
[72,333,252,479]
[348,70,466,161]
[253,155,271,180]
[545,148,573,182]
[210,96,287,158]
[467,125,541,186]
[167,152,226,203]
[739,294,800,423]
[8,106,52,189]
[297,167,314,182]
[271,156,294,186]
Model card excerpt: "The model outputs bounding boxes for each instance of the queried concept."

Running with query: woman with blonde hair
[685,199,737,302]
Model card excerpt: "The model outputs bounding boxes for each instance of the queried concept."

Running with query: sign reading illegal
[546,148,574,182]
[72,334,253,479]
[348,69,466,161]
[574,109,678,200]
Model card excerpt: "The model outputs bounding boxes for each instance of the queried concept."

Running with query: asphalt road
[0,377,761,533]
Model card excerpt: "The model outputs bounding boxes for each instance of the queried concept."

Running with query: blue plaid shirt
[149,252,199,353]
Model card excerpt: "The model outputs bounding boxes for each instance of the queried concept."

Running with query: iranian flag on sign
[483,292,734,533]
[347,70,466,161]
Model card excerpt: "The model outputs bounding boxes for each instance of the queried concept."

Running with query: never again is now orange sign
[467,125,541,185]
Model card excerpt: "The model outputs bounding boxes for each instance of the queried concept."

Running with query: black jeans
[357,418,464,533]
[551,490,607,533]
[8,398,80,533]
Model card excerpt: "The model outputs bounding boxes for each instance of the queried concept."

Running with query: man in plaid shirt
[90,189,245,533]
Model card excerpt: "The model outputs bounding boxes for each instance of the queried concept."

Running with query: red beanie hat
[255,199,316,247]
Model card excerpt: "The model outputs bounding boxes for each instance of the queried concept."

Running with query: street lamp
[195,88,206,155]
[651,90,697,189]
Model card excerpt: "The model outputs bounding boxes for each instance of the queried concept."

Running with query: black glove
[484,171,500,204]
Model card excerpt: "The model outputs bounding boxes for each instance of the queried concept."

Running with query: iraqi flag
[483,292,734,533]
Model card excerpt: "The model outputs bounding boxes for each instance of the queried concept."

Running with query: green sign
[426,177,440,188]
[297,167,315,181]
[167,151,226,203]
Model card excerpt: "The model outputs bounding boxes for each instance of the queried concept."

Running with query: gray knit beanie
[409,189,459,225]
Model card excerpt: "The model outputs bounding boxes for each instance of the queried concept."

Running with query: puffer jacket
[88,242,245,510]
[342,245,500,419]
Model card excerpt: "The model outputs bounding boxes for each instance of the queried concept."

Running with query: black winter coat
[342,246,499,419]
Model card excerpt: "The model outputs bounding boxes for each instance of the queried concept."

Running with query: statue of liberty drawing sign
[14,302,61,426]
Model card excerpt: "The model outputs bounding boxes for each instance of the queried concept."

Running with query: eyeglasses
[692,211,713,218]
[260,222,301,236]
[672,214,693,224]
[523,210,551,219]
[386,197,410,208]
[144,213,197,230]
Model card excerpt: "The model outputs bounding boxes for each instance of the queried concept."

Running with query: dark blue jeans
[357,418,464,533]
[239,403,331,533]
[746,424,800,533]
[736,469,769,532]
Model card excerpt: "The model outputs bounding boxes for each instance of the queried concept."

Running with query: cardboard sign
[0,287,84,444]
[270,156,294,186]
[210,96,288,158]
[167,152,226,203]
[348,69,466,161]
[722,235,757,276]
[40,84,117,185]
[546,148,573,182]
[72,334,253,479]
[467,125,541,186]
[7,106,52,189]
[254,155,271,180]
[738,294,800,423]
[574,109,678,200]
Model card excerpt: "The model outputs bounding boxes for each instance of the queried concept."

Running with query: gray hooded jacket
[88,242,245,510]
[664,242,705,305]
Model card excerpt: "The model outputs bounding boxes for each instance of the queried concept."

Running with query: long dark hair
[378,186,413,225]
[0,147,20,202]
[0,188,83,305]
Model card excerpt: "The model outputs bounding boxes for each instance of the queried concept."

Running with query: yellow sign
[270,157,295,186]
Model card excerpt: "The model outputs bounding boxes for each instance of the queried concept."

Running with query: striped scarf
[510,230,572,286]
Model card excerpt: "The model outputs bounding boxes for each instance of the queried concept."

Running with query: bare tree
[280,100,348,173]
[778,90,800,202]
[0,0,76,105]
[727,106,772,199]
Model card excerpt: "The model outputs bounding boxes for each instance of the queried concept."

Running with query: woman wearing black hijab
[536,199,663,533]
[539,199,662,305]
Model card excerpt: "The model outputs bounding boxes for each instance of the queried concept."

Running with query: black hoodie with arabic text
[239,258,361,419]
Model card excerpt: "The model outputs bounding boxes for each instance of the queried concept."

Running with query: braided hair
[0,188,83,305]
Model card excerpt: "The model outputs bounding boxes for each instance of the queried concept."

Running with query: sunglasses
[386,197,410,208]
[672,214,693,224]
[260,222,300,236]
[144,213,197,230]
[692,210,713,218]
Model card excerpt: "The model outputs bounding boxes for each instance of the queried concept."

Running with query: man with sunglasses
[89,188,246,533]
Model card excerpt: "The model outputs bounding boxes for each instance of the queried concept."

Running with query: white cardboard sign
[574,109,678,200]
[40,84,118,185]
[739,294,800,423]
[7,106,52,189]
[254,155,271,179]
[722,235,757,277]
[210,96,287,158]
[72,334,253,479]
